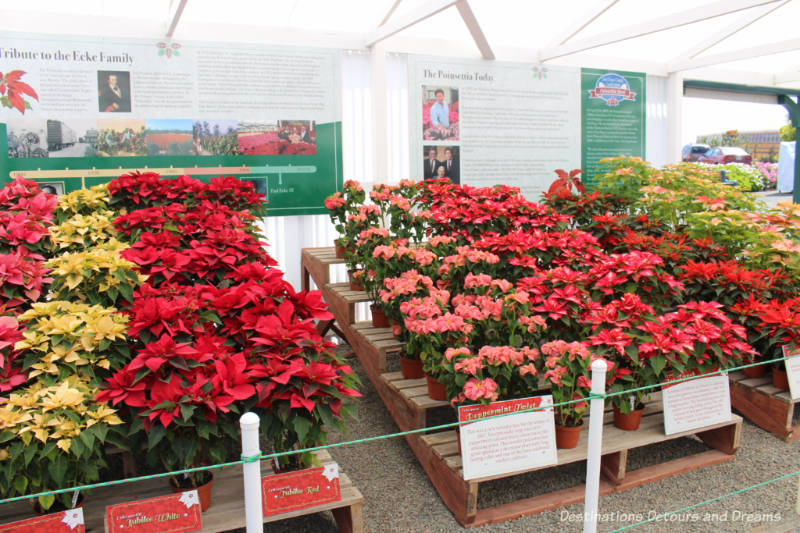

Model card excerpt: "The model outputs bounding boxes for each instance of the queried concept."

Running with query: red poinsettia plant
[98,172,359,484]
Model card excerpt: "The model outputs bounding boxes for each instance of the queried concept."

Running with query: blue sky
[145,119,193,132]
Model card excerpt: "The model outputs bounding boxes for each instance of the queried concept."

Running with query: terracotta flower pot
[772,367,789,391]
[400,355,424,379]
[742,364,766,379]
[370,304,390,328]
[347,270,364,291]
[612,405,644,431]
[334,242,345,258]
[426,374,447,401]
[554,421,583,449]
[170,474,213,512]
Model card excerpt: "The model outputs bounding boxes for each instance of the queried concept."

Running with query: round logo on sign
[588,73,636,107]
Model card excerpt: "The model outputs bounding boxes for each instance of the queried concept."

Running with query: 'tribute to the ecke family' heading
[0,46,134,65]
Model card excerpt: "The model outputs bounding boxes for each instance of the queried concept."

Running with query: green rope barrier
[0,354,791,506]
[607,468,800,532]
[241,451,262,463]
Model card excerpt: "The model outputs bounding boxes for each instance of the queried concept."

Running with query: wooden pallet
[0,450,364,533]
[302,247,744,527]
[729,370,799,441]
[411,398,742,527]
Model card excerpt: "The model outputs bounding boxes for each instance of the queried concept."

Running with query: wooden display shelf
[729,370,799,441]
[411,401,742,528]
[0,450,363,533]
[301,247,343,292]
[302,246,743,527]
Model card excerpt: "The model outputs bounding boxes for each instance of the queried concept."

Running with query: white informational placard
[662,374,731,435]
[782,345,800,400]
[458,395,557,481]
[408,55,581,199]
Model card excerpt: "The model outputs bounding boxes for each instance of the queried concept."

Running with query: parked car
[698,146,752,165]
[681,143,711,162]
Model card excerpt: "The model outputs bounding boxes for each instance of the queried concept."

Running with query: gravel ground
[263,346,800,533]
[753,190,794,209]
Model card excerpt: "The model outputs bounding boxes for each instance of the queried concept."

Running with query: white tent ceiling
[2,0,800,86]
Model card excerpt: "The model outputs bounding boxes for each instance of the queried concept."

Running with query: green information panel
[581,68,646,187]
[0,33,343,216]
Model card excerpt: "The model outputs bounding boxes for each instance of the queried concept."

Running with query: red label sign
[458,396,545,424]
[662,367,720,389]
[105,491,202,533]
[262,464,341,517]
[0,508,85,533]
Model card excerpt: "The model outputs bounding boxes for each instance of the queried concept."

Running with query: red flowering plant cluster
[329,173,766,413]
[97,172,359,484]
[0,178,57,391]
[730,296,800,371]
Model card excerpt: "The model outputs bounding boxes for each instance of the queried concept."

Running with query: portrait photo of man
[423,145,442,180]
[98,71,131,113]
[422,85,459,141]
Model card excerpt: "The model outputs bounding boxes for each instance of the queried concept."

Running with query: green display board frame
[581,68,646,187]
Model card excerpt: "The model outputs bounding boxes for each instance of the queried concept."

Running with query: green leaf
[13,475,27,494]
[292,416,313,445]
[23,443,38,466]
[316,404,335,428]
[78,429,95,450]
[148,424,167,449]
[70,435,86,457]
[119,283,133,302]
[50,454,67,486]
[650,354,667,377]
[38,494,55,511]
[180,404,195,421]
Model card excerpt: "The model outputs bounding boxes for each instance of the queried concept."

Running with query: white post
[583,359,609,533]
[666,71,684,164]
[240,412,262,533]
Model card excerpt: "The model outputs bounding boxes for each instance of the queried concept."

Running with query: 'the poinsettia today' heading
[423,68,493,81]
[0,46,134,64]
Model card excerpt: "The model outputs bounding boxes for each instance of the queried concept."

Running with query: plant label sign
[104,491,202,533]
[0,507,84,533]
[458,395,557,480]
[262,463,341,517]
[783,345,800,400]
[662,374,731,435]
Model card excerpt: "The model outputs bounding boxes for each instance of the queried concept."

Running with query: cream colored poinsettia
[15,301,129,382]
[0,376,122,453]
